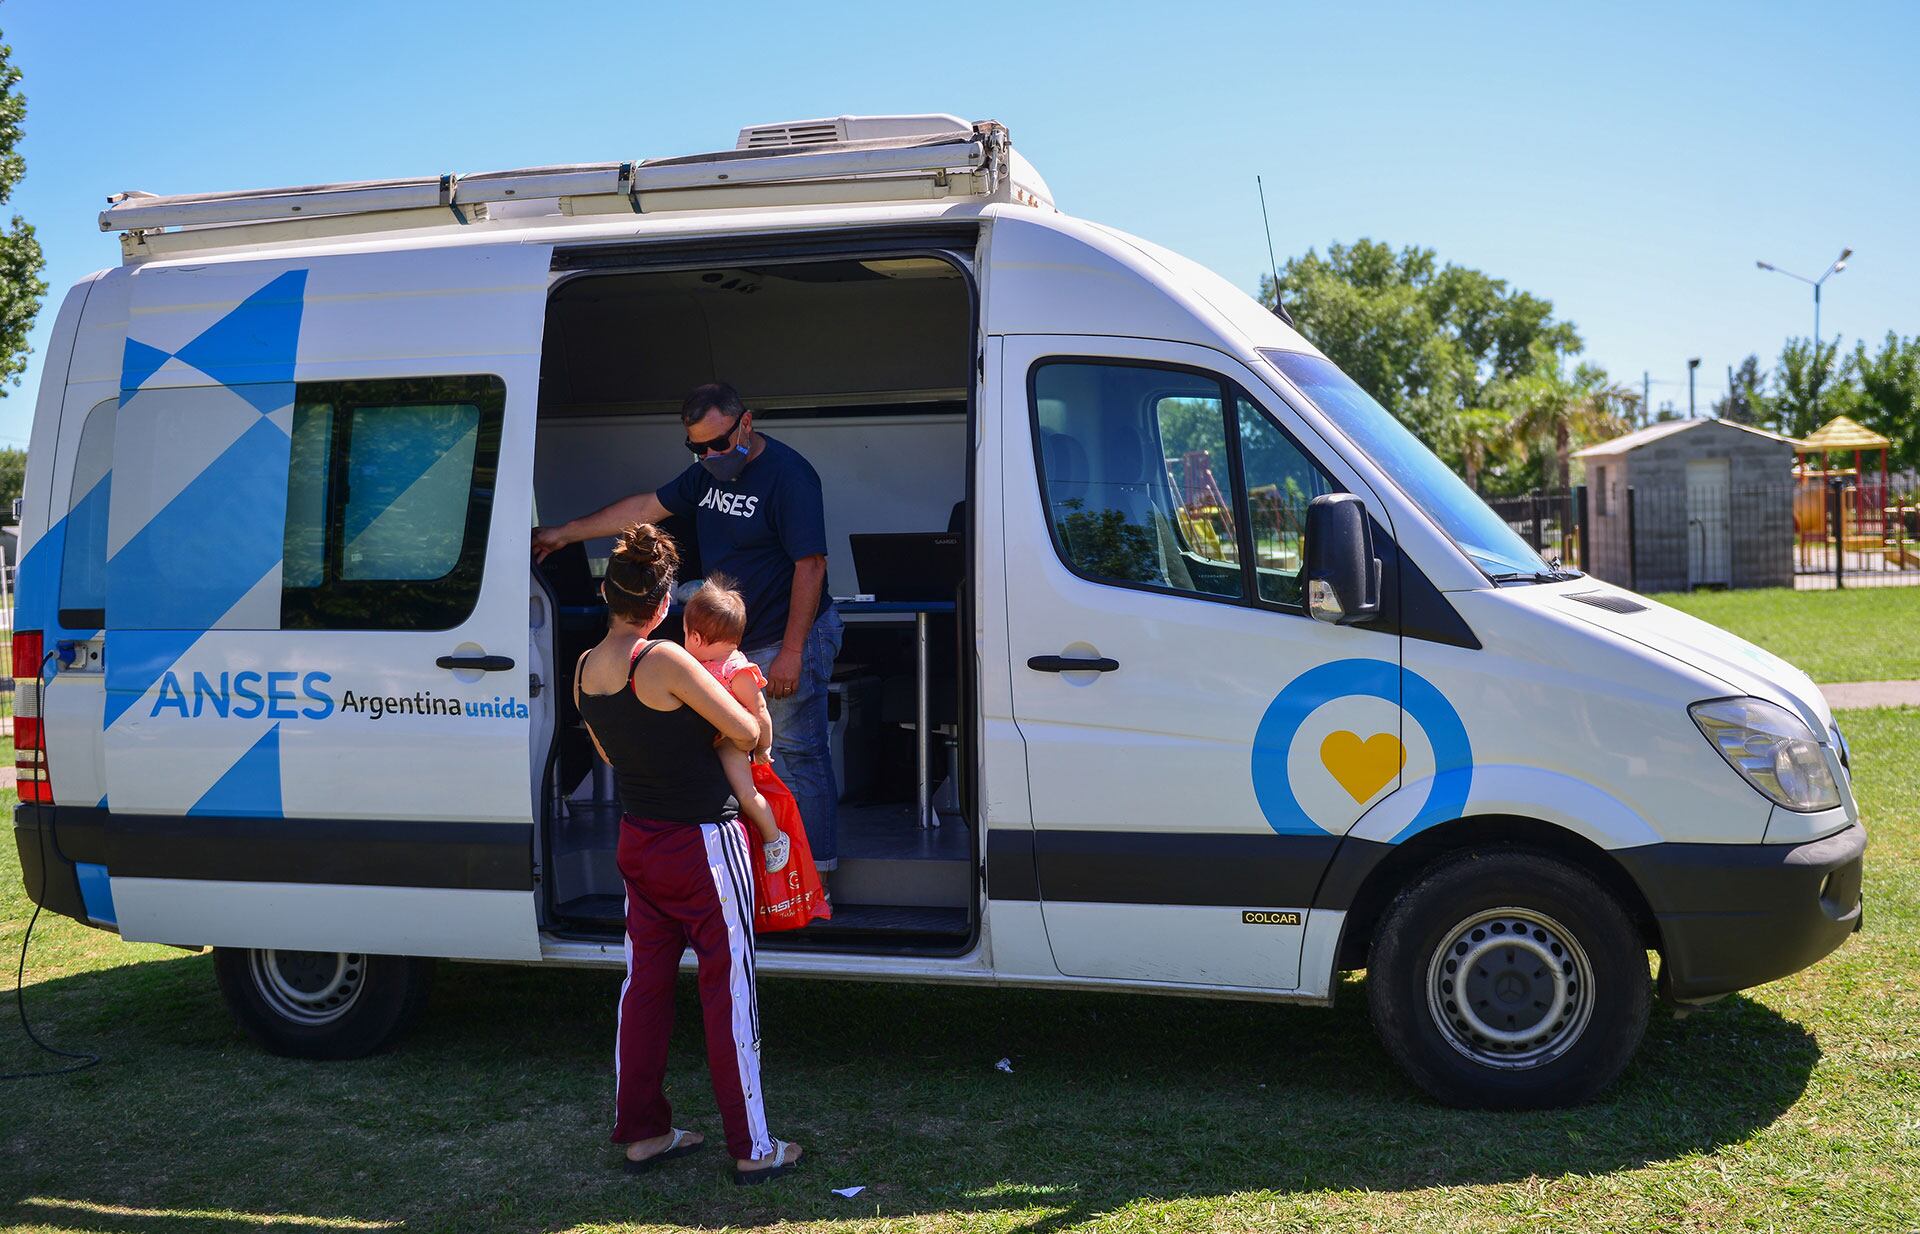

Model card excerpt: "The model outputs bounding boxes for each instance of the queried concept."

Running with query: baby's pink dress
[702,649,768,694]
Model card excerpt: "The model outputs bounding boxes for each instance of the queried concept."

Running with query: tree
[1432,406,1510,494]
[0,444,21,516]
[1849,332,1920,469]
[1764,337,1857,439]
[1713,355,1765,425]
[0,29,44,392]
[1261,239,1611,494]
[1491,349,1636,490]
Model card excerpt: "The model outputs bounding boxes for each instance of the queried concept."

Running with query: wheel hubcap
[1426,907,1594,1070]
[249,950,365,1026]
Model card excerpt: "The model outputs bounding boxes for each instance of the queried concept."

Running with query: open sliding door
[100,242,552,961]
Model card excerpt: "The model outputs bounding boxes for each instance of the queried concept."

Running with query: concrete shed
[1574,419,1800,592]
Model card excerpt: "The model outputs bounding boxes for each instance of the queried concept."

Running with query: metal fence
[1483,481,1920,593]
[1786,477,1920,590]
[1482,490,1582,568]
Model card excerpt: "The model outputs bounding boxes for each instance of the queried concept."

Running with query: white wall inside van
[535,413,967,586]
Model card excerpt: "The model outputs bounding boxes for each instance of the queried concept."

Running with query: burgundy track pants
[611,814,775,1163]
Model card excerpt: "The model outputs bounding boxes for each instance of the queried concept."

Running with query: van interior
[528,247,978,952]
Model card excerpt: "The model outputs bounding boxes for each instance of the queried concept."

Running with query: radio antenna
[1256,175,1292,325]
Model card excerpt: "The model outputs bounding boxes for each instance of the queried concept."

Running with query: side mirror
[1304,493,1382,624]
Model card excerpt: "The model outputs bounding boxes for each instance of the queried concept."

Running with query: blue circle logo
[1250,658,1472,840]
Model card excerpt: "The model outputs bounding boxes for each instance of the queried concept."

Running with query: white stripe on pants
[702,821,773,1160]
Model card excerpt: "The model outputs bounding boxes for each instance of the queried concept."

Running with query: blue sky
[3,0,1914,446]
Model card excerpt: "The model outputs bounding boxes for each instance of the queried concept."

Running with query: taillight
[13,630,51,803]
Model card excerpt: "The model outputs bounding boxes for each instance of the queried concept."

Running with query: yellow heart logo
[1319,731,1404,803]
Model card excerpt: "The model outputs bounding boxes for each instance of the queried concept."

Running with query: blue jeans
[746,608,844,870]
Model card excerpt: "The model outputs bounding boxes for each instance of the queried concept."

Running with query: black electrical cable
[2,648,102,1080]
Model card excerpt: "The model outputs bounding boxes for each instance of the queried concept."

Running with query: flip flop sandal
[732,1138,802,1186]
[623,1128,705,1174]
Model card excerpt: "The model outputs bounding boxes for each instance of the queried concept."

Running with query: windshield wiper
[1487,560,1585,585]
[1539,554,1584,582]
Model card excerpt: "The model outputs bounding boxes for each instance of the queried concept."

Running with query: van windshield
[1260,349,1550,580]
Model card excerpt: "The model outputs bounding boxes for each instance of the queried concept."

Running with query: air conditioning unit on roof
[736,113,971,149]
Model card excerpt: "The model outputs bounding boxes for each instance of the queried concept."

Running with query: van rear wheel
[213,948,434,1059]
[1367,850,1649,1109]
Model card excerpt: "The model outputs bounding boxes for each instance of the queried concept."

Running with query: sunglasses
[684,412,746,456]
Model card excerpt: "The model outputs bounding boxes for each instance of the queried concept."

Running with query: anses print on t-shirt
[698,489,760,519]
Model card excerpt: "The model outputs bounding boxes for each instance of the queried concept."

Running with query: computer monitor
[849,532,963,602]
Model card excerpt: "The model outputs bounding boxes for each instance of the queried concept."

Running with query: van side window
[1236,396,1336,607]
[1033,362,1240,599]
[281,376,504,631]
[58,397,118,629]
[1031,361,1338,612]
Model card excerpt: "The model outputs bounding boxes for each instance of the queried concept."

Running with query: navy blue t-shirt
[658,434,832,652]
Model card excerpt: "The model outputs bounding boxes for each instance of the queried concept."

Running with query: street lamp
[1756,246,1852,344]
[1687,358,1700,418]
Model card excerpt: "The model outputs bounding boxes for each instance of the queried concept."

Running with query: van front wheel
[1367,850,1649,1109]
[213,948,434,1059]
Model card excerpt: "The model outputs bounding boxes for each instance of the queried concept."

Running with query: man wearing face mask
[534,382,845,873]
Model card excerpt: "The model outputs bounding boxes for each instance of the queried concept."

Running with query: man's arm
[765,555,827,699]
[532,490,671,562]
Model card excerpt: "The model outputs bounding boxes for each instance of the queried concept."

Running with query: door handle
[437,654,516,672]
[1027,654,1120,674]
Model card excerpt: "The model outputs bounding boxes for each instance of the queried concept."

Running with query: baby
[681,576,790,874]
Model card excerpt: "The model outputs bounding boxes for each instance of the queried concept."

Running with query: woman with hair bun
[575,523,803,1184]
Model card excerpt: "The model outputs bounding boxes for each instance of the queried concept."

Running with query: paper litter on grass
[832,1186,866,1198]
[994,1057,1013,1073]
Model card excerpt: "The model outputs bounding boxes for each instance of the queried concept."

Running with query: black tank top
[576,641,736,823]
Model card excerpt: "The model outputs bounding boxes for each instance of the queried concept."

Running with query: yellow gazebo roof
[1797,415,1891,453]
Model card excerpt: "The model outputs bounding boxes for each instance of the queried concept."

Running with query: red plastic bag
[751,763,830,933]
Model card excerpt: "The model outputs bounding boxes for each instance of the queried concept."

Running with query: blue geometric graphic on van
[99,268,309,730]
[120,270,307,412]
[120,338,172,397]
[106,416,291,630]
[105,629,206,731]
[100,418,289,727]
[11,513,87,679]
[342,405,480,547]
[59,472,112,621]
[74,861,117,927]
[188,723,283,819]
[1250,658,1472,839]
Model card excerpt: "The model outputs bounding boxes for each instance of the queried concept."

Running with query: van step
[758,902,973,953]
[831,854,971,908]
[551,895,966,940]
[833,803,972,908]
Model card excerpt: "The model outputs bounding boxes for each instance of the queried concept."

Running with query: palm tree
[1497,350,1636,490]
[1437,406,1513,493]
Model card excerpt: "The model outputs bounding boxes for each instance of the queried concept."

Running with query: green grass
[4,714,1919,1233]
[1654,586,1920,683]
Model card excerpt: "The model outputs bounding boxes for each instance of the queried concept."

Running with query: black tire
[1366,849,1649,1109]
[213,947,434,1060]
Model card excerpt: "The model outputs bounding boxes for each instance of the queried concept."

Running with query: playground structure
[1168,448,1308,574]
[1793,415,1920,574]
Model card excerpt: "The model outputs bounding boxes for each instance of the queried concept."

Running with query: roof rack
[101,120,1031,261]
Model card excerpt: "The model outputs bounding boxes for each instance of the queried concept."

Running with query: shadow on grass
[2,949,1818,1233]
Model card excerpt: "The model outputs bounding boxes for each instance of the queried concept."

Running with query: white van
[13,115,1864,1107]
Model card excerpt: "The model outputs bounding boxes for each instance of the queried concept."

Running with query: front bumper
[1615,822,1865,1002]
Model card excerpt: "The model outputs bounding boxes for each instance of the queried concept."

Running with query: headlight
[1690,697,1841,812]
